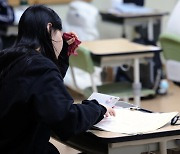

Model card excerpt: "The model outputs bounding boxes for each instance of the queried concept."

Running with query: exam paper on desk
[94,108,178,134]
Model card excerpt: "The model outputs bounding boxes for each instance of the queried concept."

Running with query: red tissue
[63,33,81,56]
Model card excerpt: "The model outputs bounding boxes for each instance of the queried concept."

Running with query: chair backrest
[69,46,95,74]
[160,33,180,61]
[69,46,98,93]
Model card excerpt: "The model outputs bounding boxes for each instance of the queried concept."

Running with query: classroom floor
[50,80,180,154]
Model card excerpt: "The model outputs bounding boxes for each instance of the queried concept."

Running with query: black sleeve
[30,67,106,141]
[57,40,69,78]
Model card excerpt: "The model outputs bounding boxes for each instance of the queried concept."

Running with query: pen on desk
[129,107,152,113]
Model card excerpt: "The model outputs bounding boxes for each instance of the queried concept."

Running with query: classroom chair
[160,33,180,84]
[68,46,155,100]
[160,33,180,61]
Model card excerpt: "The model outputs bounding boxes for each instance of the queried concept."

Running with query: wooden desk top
[81,38,161,56]
[86,124,180,143]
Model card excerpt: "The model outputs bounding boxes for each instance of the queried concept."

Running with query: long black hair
[16,5,62,63]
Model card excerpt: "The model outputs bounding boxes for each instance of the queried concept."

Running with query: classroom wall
[48,0,178,40]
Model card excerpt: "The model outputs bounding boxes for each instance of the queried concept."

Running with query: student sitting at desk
[0,5,115,154]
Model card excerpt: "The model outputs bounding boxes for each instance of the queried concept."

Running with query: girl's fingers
[67,37,75,45]
[69,32,78,39]
[104,106,116,117]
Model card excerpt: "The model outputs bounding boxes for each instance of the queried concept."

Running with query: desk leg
[122,23,126,38]
[147,18,154,41]
[159,141,167,154]
[133,58,141,107]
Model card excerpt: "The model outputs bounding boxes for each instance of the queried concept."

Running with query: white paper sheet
[88,92,120,107]
[94,108,178,134]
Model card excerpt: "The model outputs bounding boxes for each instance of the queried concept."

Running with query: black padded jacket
[0,46,106,154]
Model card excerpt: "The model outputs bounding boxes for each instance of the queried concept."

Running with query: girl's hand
[104,106,116,117]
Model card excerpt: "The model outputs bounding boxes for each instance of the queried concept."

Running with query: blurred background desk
[100,10,168,42]
[80,38,161,106]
